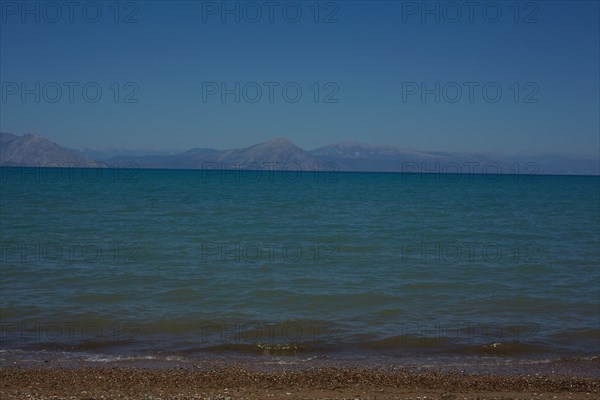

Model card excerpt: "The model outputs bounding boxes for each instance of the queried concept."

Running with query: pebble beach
[2,365,599,400]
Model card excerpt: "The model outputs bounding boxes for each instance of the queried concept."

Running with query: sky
[0,0,599,156]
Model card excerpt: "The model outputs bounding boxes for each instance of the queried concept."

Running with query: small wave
[197,342,314,356]
[83,354,158,363]
[462,341,548,356]
[358,334,450,350]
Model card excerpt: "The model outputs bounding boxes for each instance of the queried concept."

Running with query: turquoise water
[0,168,599,362]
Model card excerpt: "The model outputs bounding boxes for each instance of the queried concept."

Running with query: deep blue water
[1,168,599,364]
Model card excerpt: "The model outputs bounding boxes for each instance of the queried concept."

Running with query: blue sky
[1,0,599,156]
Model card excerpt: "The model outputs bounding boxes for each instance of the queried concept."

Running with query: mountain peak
[214,137,315,168]
[0,132,98,167]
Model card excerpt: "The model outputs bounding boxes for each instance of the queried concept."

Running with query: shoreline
[2,349,599,375]
[1,365,598,400]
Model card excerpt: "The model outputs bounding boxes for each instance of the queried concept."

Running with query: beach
[2,365,599,399]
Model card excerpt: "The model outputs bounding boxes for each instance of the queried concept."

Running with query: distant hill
[310,141,443,172]
[0,132,98,167]
[311,141,433,159]
[310,142,600,175]
[2,132,598,175]
[209,137,317,169]
[102,137,318,170]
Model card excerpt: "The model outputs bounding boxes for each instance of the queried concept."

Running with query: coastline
[2,364,598,400]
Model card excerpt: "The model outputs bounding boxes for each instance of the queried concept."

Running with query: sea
[1,167,598,372]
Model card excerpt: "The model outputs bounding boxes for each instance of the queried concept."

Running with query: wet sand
[1,366,598,399]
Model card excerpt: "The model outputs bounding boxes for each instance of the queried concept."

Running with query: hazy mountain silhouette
[103,137,319,170]
[0,132,98,167]
[1,132,598,175]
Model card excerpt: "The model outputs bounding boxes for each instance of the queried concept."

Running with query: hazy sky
[1,1,598,155]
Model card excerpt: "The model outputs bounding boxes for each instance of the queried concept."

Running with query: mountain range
[1,132,598,175]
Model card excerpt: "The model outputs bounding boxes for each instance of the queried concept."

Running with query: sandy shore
[1,366,598,399]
